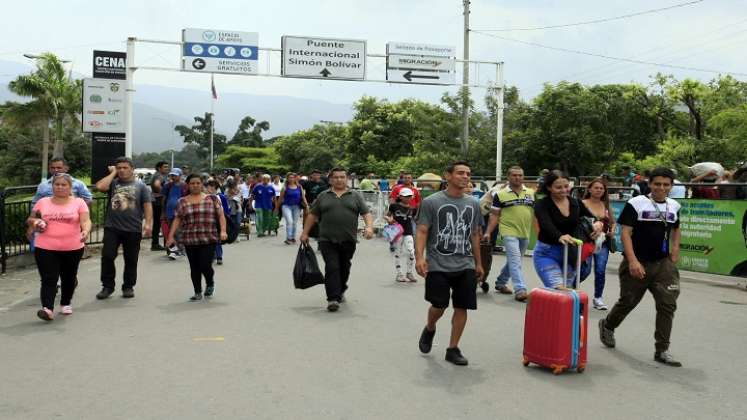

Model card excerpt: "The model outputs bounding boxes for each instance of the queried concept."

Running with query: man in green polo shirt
[483,166,535,302]
[301,167,374,312]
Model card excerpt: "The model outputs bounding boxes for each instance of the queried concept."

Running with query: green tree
[3,53,81,179]
[216,145,289,173]
[274,123,347,173]
[175,113,227,161]
[231,116,270,147]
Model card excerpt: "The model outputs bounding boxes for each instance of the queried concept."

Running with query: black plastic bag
[223,216,239,244]
[293,243,325,289]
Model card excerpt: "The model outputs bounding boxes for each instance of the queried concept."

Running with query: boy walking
[416,161,484,366]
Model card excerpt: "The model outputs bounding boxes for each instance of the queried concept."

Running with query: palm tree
[4,53,81,180]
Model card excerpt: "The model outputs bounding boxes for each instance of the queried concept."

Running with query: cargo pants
[605,257,680,352]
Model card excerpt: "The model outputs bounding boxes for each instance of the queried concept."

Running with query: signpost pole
[495,62,504,181]
[210,98,214,172]
[125,37,135,158]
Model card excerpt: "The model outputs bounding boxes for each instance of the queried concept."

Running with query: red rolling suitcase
[522,240,589,375]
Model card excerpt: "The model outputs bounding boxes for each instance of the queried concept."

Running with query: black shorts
[425,270,477,310]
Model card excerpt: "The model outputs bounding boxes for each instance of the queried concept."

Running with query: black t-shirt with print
[388,202,414,236]
[617,195,681,262]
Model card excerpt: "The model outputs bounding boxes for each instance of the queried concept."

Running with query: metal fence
[0,185,109,274]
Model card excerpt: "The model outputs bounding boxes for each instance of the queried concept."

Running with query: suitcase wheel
[522,357,530,367]
[577,364,586,373]
[551,365,565,375]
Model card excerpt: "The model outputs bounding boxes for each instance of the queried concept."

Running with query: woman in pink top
[27,173,91,321]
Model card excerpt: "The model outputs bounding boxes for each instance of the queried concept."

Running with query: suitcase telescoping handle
[562,238,584,289]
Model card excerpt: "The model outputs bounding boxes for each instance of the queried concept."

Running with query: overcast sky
[1,0,746,108]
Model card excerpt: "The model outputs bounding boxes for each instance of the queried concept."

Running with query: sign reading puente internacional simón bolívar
[281,35,366,80]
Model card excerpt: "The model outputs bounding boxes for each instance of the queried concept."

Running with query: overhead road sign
[82,78,126,133]
[282,35,366,80]
[385,42,456,85]
[386,42,455,58]
[181,28,259,75]
[386,69,455,85]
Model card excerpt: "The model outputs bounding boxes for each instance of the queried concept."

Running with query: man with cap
[161,168,187,259]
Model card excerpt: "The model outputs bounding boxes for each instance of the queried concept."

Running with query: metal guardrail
[1,185,109,274]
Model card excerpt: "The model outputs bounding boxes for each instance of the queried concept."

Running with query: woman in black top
[532,171,603,288]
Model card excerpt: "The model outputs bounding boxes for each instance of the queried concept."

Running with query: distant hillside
[0,60,354,153]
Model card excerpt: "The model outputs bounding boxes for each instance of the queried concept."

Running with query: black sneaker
[418,326,436,354]
[654,351,683,367]
[327,301,340,312]
[189,293,203,301]
[216,258,223,266]
[445,347,469,366]
[480,281,489,294]
[122,288,135,299]
[204,286,214,297]
[151,245,166,251]
[96,287,114,300]
[599,318,616,348]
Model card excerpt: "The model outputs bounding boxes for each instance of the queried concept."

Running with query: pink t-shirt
[32,197,89,251]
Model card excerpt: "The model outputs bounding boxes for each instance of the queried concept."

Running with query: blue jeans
[533,240,576,288]
[580,243,609,298]
[214,243,223,260]
[282,204,301,240]
[495,236,529,293]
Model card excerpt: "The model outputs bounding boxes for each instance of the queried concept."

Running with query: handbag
[210,195,238,244]
[383,223,404,243]
[293,243,325,289]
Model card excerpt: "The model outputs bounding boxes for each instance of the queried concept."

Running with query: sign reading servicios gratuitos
[282,35,366,80]
[182,28,259,75]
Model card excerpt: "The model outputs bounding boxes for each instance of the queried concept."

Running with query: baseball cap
[169,168,182,177]
[398,187,414,197]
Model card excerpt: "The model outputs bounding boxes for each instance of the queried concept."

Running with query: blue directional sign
[181,28,259,75]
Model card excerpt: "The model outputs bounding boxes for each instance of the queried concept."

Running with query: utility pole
[461,0,470,158]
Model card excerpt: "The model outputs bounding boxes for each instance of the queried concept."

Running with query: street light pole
[461,0,471,158]
[153,117,177,168]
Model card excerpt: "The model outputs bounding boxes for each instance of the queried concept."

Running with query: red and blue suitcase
[522,241,589,375]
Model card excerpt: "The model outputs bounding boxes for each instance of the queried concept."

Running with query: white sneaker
[593,298,608,310]
[395,274,406,282]
[61,305,73,315]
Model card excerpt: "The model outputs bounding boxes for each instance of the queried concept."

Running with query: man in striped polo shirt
[483,166,535,302]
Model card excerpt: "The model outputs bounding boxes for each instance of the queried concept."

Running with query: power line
[471,30,747,77]
[473,0,704,32]
[552,17,747,84]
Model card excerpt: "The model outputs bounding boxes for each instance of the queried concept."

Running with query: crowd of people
[26,154,735,369]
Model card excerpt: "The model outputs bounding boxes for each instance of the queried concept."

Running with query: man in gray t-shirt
[94,157,153,300]
[415,161,484,366]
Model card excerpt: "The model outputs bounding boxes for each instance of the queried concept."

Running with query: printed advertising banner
[82,78,126,133]
[676,199,747,277]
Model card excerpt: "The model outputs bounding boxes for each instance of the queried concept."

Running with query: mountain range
[0,60,354,153]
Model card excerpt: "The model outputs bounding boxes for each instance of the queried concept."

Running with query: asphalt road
[1,235,746,420]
